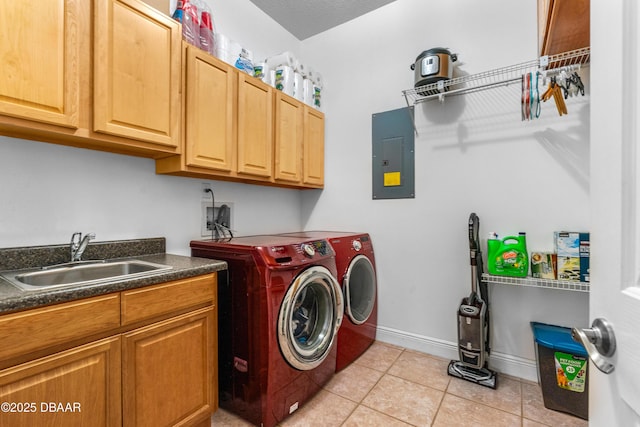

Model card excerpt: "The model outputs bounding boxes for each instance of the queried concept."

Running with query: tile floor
[211,341,589,427]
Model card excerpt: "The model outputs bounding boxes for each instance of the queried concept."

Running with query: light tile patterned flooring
[211,341,589,427]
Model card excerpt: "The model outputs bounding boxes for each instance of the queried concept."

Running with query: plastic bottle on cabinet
[171,1,184,22]
[181,0,200,48]
[199,3,215,55]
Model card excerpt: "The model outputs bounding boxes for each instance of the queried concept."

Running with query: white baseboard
[376,325,539,383]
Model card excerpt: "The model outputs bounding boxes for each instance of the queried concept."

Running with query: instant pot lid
[414,47,458,63]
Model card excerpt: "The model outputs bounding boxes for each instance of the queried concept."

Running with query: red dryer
[279,231,378,371]
[190,235,343,427]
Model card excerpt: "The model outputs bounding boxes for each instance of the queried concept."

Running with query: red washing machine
[278,232,378,371]
[190,235,343,427]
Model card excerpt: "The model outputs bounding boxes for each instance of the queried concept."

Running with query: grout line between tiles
[429,383,447,426]
[292,342,579,427]
[335,346,419,426]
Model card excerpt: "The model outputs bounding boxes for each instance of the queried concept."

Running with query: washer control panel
[311,239,330,256]
[301,243,316,257]
[267,240,332,265]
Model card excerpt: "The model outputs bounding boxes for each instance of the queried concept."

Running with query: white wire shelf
[403,47,591,105]
[482,273,590,293]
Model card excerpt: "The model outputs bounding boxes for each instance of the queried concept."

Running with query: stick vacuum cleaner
[447,213,497,389]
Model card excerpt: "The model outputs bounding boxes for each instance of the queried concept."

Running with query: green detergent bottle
[487,232,529,277]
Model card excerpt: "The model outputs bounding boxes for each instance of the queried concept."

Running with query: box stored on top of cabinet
[554,232,589,282]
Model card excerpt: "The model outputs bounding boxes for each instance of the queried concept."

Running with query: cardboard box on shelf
[557,256,581,281]
[531,252,557,279]
[554,232,582,256]
[579,234,590,282]
[554,232,589,282]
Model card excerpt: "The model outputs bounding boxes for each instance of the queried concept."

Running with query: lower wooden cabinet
[0,336,122,427]
[0,273,217,427]
[123,307,215,427]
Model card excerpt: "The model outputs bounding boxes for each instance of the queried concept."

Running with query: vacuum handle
[468,213,480,252]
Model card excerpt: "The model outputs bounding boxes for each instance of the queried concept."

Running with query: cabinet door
[94,0,180,148]
[303,107,325,187]
[274,92,304,184]
[538,0,590,56]
[237,74,273,178]
[185,47,236,172]
[0,337,121,427]
[0,0,80,128]
[122,307,215,427]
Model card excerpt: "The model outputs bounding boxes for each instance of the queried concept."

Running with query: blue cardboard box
[554,232,589,282]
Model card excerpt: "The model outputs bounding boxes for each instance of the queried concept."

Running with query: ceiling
[248,0,398,40]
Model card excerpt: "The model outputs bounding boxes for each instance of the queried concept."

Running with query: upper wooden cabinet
[237,73,274,179]
[0,0,80,128]
[0,0,325,187]
[273,99,325,188]
[157,45,279,186]
[538,0,590,56]
[303,107,325,188]
[156,45,324,189]
[0,0,182,158]
[274,92,304,184]
[94,0,181,149]
[183,47,236,173]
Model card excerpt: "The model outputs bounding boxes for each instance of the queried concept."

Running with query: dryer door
[344,255,377,325]
[278,266,343,370]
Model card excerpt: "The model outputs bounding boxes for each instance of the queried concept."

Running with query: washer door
[278,266,344,370]
[344,255,377,325]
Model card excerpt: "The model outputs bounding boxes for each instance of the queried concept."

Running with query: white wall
[300,0,590,379]
[0,0,304,255]
[174,0,303,62]
[0,0,590,381]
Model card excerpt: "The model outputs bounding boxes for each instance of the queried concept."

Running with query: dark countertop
[0,238,227,315]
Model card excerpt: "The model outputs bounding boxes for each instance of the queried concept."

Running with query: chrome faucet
[70,232,96,262]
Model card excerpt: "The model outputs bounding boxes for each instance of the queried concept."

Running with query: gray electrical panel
[372,107,415,199]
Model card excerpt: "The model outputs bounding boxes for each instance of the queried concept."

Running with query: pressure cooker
[410,48,457,92]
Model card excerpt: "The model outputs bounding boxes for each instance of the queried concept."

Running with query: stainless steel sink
[1,260,173,291]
